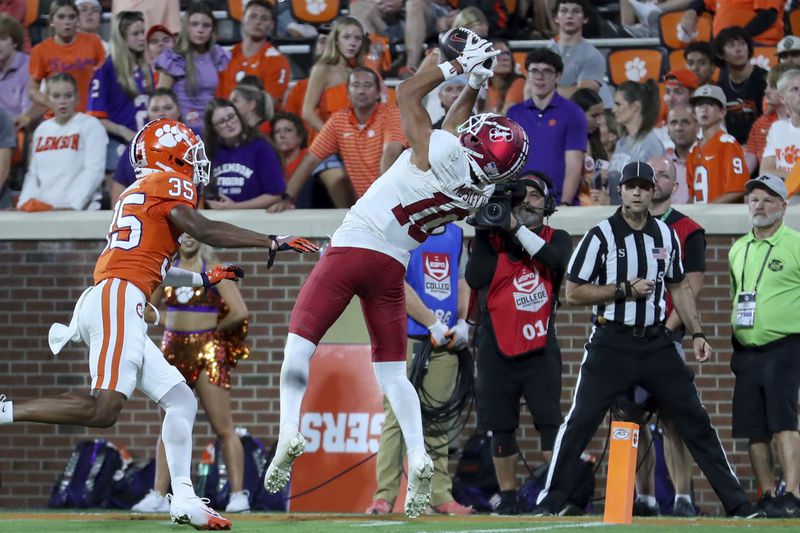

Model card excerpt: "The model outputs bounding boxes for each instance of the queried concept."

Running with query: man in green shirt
[729,174,800,518]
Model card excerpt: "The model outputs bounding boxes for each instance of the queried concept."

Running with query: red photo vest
[487,226,556,357]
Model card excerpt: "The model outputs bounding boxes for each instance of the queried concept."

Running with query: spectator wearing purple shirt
[204,98,284,210]
[155,1,229,134]
[0,14,30,128]
[110,88,181,205]
[88,11,154,171]
[507,48,587,205]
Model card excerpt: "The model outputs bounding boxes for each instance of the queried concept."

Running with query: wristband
[437,61,461,81]
[280,192,294,202]
[692,332,706,340]
[614,283,626,301]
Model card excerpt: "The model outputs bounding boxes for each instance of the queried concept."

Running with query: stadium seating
[607,48,664,85]
[290,0,342,25]
[658,11,712,50]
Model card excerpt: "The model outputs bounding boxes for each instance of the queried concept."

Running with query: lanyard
[740,241,773,293]
[659,207,673,222]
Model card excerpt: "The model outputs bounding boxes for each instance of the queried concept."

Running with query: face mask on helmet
[185,139,210,186]
[457,113,529,185]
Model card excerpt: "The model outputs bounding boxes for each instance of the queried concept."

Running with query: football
[438,27,494,68]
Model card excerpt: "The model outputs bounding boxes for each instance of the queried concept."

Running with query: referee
[533,161,762,518]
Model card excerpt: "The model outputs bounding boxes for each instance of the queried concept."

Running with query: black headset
[515,170,557,217]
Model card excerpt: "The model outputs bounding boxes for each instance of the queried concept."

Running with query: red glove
[267,235,319,269]
[201,264,245,291]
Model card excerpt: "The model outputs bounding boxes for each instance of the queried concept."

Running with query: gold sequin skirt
[161,321,249,389]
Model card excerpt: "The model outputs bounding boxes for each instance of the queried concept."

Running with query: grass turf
[0,511,798,533]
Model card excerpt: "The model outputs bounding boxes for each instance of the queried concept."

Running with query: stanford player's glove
[456,34,500,75]
[201,264,245,291]
[267,235,320,269]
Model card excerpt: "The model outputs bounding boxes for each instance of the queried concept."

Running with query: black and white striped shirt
[567,208,685,327]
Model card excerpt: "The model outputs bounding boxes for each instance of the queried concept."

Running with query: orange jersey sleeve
[688,131,748,203]
[93,173,198,298]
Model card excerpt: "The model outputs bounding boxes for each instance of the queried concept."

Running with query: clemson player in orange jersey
[0,119,318,531]
[687,85,749,204]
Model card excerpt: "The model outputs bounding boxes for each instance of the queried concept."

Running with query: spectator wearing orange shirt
[761,69,800,183]
[303,16,368,134]
[271,67,405,211]
[680,0,784,45]
[28,0,105,114]
[744,62,793,174]
[76,0,107,52]
[217,0,291,109]
[687,84,748,203]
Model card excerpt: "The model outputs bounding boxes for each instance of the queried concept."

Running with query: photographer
[466,172,573,514]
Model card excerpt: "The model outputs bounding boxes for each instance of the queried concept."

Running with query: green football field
[0,511,798,533]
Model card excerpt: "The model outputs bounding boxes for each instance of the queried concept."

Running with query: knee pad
[373,361,407,394]
[158,382,197,420]
[491,430,518,458]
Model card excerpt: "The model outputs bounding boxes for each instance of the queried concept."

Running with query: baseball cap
[147,24,174,43]
[619,161,656,186]
[690,84,727,108]
[777,35,800,57]
[664,69,698,91]
[518,170,552,196]
[745,174,788,200]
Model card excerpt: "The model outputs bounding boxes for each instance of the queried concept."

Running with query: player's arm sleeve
[308,116,339,160]
[163,266,203,287]
[465,230,499,290]
[64,119,109,210]
[566,229,605,284]
[681,229,706,273]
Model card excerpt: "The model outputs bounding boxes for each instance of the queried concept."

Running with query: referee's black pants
[537,324,748,514]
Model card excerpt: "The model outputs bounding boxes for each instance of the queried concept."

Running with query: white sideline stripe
[351,521,401,527]
[417,522,608,533]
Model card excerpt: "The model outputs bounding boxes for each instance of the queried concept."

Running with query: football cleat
[168,494,231,530]
[404,453,434,519]
[131,490,170,513]
[264,431,305,493]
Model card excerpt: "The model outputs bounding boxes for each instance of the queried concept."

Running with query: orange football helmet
[130,119,211,185]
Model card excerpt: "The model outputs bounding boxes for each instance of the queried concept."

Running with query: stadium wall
[0,206,798,515]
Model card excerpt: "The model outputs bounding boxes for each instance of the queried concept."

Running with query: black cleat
[633,498,660,516]
[672,498,697,517]
[730,501,767,519]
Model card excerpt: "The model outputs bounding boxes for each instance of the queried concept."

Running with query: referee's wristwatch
[614,282,626,301]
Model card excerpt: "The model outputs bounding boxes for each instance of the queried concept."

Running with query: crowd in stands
[0,0,799,211]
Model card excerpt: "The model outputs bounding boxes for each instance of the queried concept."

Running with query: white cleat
[131,489,170,513]
[168,494,232,530]
[264,432,305,493]
[224,490,250,513]
[404,453,434,519]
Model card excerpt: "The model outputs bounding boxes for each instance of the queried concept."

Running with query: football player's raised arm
[168,204,274,249]
[397,67,452,171]
[440,85,480,136]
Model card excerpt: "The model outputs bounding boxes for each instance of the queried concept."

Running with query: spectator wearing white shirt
[17,73,108,211]
[761,69,800,193]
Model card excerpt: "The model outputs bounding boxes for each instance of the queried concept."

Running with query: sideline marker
[603,421,639,524]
